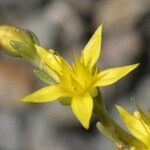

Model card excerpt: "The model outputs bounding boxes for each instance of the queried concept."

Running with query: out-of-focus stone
[19,0,84,57]
[100,31,142,68]
[68,0,94,15]
[0,0,43,21]
[94,0,150,33]
[27,102,100,150]
[134,76,150,109]
[41,102,76,126]
[44,0,83,51]
[0,110,19,150]
[0,59,33,109]
[21,12,55,48]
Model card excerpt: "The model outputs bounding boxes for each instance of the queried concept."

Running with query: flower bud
[0,25,39,58]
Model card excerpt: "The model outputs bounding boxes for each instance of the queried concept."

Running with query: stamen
[134,111,141,119]
[52,52,62,66]
[48,49,55,54]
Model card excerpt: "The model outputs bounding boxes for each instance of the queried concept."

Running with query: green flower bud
[0,25,39,58]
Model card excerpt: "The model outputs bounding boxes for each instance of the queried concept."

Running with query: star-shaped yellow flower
[116,105,150,149]
[21,25,138,129]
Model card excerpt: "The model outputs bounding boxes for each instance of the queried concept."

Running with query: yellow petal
[21,85,67,103]
[116,105,150,146]
[94,64,139,87]
[35,44,62,74]
[81,25,103,67]
[71,94,93,129]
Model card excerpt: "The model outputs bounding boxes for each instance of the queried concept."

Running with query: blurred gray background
[0,0,150,150]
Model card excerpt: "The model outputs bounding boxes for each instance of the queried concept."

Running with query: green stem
[93,89,146,149]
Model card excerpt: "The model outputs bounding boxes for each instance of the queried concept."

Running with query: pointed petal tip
[98,24,103,29]
[116,105,127,117]
[133,63,140,68]
[96,24,103,34]
[115,104,119,108]
[19,96,30,103]
[71,95,93,130]
[95,63,140,87]
[83,122,90,130]
[115,105,122,111]
[127,63,139,72]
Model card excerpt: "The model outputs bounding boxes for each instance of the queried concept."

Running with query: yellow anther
[48,49,55,54]
[133,111,141,119]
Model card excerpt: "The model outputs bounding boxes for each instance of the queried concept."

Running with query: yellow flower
[116,105,150,149]
[21,25,138,129]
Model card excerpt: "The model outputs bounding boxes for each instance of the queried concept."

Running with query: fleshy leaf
[94,64,139,87]
[26,29,40,45]
[96,122,117,142]
[21,85,66,103]
[11,40,36,59]
[71,94,93,129]
[82,25,103,67]
[34,69,56,85]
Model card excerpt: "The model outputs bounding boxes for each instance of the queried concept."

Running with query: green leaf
[26,29,40,45]
[96,122,117,142]
[10,40,36,59]
[34,69,56,85]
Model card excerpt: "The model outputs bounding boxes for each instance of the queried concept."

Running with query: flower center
[59,56,97,96]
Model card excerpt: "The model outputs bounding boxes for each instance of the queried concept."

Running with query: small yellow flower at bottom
[20,25,139,129]
[116,105,150,149]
